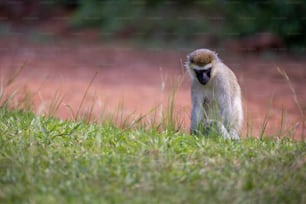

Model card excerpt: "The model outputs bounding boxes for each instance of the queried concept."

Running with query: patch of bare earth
[0,38,305,140]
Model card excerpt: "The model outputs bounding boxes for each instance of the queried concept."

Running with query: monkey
[185,48,243,139]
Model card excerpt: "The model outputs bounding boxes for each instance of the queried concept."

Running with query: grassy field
[0,106,305,204]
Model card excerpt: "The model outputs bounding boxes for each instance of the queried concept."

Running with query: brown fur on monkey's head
[185,48,222,85]
[187,49,219,67]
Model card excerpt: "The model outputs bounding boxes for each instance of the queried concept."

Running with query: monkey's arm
[216,84,232,126]
[215,82,240,139]
[190,90,204,134]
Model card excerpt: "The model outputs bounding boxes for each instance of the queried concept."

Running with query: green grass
[0,107,305,204]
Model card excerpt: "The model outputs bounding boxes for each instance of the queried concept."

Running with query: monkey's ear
[185,54,191,65]
[212,51,219,60]
[186,54,190,61]
[184,55,191,70]
[186,54,195,64]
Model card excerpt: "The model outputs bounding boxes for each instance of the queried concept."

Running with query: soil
[0,36,305,140]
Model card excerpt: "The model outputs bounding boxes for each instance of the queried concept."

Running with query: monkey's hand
[207,120,240,140]
[229,131,240,140]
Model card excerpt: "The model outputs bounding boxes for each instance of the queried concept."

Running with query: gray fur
[187,49,243,139]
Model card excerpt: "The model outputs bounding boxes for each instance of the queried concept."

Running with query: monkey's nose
[201,74,210,85]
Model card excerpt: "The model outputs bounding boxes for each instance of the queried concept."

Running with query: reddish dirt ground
[0,37,305,140]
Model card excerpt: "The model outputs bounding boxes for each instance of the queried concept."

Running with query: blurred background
[0,0,305,50]
[0,0,305,139]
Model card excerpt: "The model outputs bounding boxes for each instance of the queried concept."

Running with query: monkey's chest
[202,97,218,109]
[201,94,220,119]
[201,89,216,105]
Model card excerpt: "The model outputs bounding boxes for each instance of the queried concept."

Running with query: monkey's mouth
[194,68,211,85]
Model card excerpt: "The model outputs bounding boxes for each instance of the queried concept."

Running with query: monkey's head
[186,49,219,85]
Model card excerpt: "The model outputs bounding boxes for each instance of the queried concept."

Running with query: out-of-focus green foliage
[70,0,210,43]
[221,0,306,49]
[48,0,305,48]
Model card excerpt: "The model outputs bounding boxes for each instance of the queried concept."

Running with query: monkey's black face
[194,68,211,85]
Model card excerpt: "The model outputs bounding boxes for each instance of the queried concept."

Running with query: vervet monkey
[185,48,243,139]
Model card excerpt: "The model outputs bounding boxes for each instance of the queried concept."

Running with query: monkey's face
[186,49,218,85]
[193,67,211,85]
